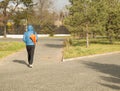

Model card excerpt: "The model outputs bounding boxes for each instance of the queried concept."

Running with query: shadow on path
[45,44,64,48]
[13,60,28,66]
[82,61,120,90]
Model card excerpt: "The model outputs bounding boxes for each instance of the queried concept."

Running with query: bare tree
[0,0,33,38]
[34,0,53,17]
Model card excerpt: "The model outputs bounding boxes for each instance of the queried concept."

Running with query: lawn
[64,38,120,59]
[0,42,25,59]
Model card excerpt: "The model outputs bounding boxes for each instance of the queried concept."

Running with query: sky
[0,0,70,12]
[53,0,70,12]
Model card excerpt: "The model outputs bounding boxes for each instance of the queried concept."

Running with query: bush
[64,38,73,48]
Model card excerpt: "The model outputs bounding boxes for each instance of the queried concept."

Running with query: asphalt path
[0,38,120,91]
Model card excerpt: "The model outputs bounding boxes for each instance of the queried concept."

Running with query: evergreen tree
[104,0,120,43]
[64,0,120,46]
[64,0,102,47]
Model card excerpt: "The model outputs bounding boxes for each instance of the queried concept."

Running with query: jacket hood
[27,25,34,31]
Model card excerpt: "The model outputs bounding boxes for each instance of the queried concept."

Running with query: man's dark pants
[26,45,35,65]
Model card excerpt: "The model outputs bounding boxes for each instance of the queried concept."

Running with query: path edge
[63,51,120,62]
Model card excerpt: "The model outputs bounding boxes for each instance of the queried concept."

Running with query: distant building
[54,19,62,27]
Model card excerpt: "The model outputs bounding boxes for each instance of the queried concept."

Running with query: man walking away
[23,25,38,68]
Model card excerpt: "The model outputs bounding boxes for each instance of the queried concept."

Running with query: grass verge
[0,42,25,59]
[64,38,120,59]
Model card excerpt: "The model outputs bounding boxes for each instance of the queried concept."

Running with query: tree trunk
[86,32,89,48]
[109,36,113,44]
[3,22,7,38]
[86,24,89,48]
[3,7,7,38]
[93,32,96,38]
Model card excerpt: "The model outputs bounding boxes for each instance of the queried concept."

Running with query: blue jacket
[23,25,38,45]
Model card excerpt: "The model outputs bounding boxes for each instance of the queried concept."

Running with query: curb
[63,51,120,62]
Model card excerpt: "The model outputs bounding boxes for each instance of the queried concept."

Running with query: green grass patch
[0,42,25,59]
[64,38,120,59]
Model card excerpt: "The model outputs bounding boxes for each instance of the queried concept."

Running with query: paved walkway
[0,38,120,91]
